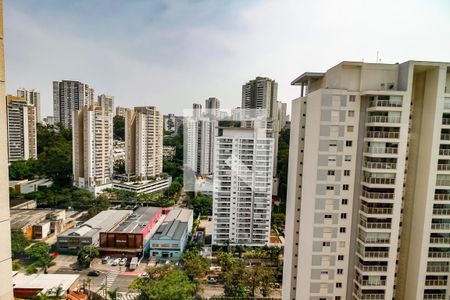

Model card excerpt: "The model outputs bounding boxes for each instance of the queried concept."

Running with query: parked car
[119,257,128,266]
[129,257,139,271]
[87,270,100,277]
[139,272,149,278]
[112,258,121,266]
[102,256,110,264]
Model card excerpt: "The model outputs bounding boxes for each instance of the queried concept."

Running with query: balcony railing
[360,220,392,229]
[367,116,401,123]
[360,205,393,215]
[357,279,387,286]
[437,164,450,171]
[357,250,390,258]
[368,100,402,108]
[425,279,448,286]
[353,289,386,300]
[363,177,395,185]
[423,294,447,300]
[433,208,450,215]
[356,262,388,272]
[435,180,450,186]
[366,131,400,139]
[427,265,450,272]
[362,190,395,200]
[428,252,450,258]
[439,149,450,156]
[441,134,450,141]
[431,223,450,230]
[435,194,450,201]
[430,237,450,244]
[364,162,397,169]
[443,118,450,125]
[364,147,398,154]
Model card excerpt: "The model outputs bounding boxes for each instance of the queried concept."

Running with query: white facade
[73,105,113,195]
[17,88,41,122]
[53,80,94,129]
[283,61,450,300]
[6,95,37,162]
[125,106,163,180]
[213,127,273,246]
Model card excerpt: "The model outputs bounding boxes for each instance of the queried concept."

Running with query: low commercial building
[10,209,66,239]
[149,208,193,260]
[99,207,163,257]
[12,272,80,299]
[57,210,131,253]
[9,178,53,194]
[112,176,172,194]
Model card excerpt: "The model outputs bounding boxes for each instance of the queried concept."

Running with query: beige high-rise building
[283,60,450,300]
[0,0,14,298]
[17,88,41,122]
[98,94,114,115]
[73,105,113,195]
[116,106,127,118]
[6,95,37,162]
[53,80,94,129]
[125,106,163,180]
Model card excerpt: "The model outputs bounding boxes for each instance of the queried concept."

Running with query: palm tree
[32,291,50,300]
[51,285,64,299]
[84,277,92,299]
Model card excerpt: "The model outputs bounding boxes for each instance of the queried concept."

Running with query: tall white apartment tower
[97,94,114,116]
[17,88,41,122]
[6,95,37,162]
[0,1,14,297]
[125,106,163,180]
[73,105,113,195]
[185,101,219,177]
[213,127,273,246]
[53,80,94,129]
[282,61,450,300]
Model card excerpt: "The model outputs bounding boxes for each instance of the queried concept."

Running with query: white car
[119,257,128,266]
[112,258,121,266]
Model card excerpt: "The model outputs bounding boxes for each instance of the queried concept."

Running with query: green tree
[146,270,196,300]
[11,230,31,258]
[191,193,212,218]
[26,263,38,275]
[113,116,125,140]
[25,242,52,272]
[38,139,72,186]
[77,246,99,268]
[12,260,22,271]
[258,266,276,298]
[181,249,210,283]
[114,159,126,174]
[107,288,119,300]
[222,260,247,298]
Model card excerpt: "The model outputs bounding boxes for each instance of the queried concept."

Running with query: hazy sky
[5,0,450,117]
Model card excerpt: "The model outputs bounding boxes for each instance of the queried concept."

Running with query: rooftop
[113,207,161,233]
[12,272,79,295]
[10,209,65,230]
[152,208,193,241]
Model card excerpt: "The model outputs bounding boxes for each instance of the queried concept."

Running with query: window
[328,170,335,176]
[329,140,338,147]
[349,95,356,102]
[328,155,337,162]
[344,155,351,162]
[343,184,349,190]
[321,270,328,275]
[336,282,342,288]
[323,241,331,247]
[348,110,355,117]
[342,199,348,205]
[340,227,346,233]
[324,214,332,219]
[338,255,344,261]
[341,213,347,219]
[346,140,352,147]
[337,268,343,274]
[335,297,341,300]
[326,186,334,190]
[347,126,354,132]
[344,170,350,176]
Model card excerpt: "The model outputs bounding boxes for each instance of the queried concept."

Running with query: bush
[12,261,22,271]
[26,263,38,275]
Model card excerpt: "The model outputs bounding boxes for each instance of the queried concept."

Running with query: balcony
[360,219,391,230]
[425,279,448,286]
[356,262,388,272]
[361,190,395,200]
[367,115,401,123]
[428,252,450,258]
[433,208,450,215]
[443,118,450,125]
[435,194,450,201]
[437,164,450,171]
[363,162,397,170]
[441,134,450,141]
[430,237,450,244]
[431,223,450,230]
[357,249,389,258]
[363,177,395,185]
[423,294,447,300]
[427,264,450,272]
[439,149,450,155]
[360,204,393,215]
[366,131,400,139]
[368,100,402,108]
[356,278,387,286]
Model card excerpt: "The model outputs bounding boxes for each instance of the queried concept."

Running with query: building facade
[282,61,450,300]
[6,95,37,162]
[212,127,273,246]
[97,94,114,115]
[73,105,113,195]
[125,106,163,180]
[116,106,127,118]
[53,80,94,129]
[17,88,41,122]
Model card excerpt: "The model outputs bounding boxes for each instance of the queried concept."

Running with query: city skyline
[5,0,450,117]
